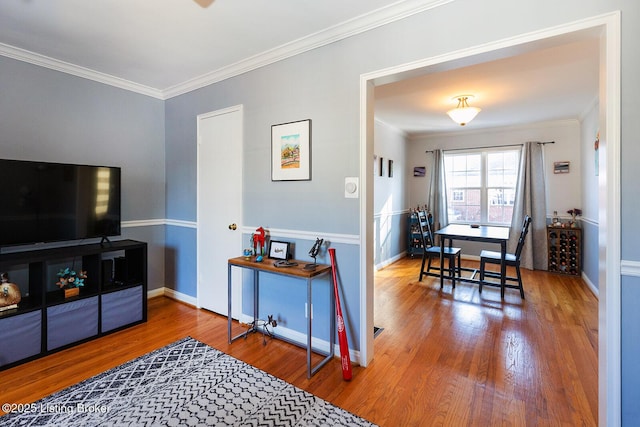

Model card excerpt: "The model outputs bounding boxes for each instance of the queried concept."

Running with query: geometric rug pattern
[1,337,377,426]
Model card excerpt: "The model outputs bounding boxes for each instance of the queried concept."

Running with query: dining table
[434,224,511,298]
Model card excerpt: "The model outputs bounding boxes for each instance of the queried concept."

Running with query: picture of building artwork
[280,133,300,169]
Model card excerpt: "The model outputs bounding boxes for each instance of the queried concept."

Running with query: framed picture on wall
[271,119,311,181]
[554,161,570,174]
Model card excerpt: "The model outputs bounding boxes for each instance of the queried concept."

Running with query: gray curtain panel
[428,149,448,239]
[511,141,548,270]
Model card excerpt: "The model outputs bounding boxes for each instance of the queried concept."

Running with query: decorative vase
[64,287,80,298]
[0,272,21,311]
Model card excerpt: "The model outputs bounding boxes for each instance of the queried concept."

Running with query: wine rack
[547,226,582,275]
[408,212,424,258]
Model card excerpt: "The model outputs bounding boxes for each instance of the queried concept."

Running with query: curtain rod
[425,141,554,154]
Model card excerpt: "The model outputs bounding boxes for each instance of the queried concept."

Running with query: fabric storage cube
[101,286,143,332]
[0,311,41,366]
[47,296,99,350]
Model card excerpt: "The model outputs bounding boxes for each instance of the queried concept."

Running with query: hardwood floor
[0,257,598,426]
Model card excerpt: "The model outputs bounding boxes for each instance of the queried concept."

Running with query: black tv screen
[0,159,121,247]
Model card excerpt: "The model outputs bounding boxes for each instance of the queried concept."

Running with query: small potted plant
[56,268,87,298]
[567,208,582,227]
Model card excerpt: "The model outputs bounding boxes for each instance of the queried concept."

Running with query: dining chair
[416,210,462,287]
[479,215,532,298]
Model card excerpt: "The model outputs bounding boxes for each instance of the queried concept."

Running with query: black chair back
[514,215,532,260]
[416,211,435,248]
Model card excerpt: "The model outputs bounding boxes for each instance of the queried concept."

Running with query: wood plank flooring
[0,257,598,426]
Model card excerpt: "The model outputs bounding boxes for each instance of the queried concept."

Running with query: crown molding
[0,42,164,99]
[163,0,453,99]
[0,0,452,100]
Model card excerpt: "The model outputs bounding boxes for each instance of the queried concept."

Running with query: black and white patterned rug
[2,337,376,426]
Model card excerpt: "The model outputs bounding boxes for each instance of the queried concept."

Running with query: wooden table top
[435,224,510,243]
[228,256,331,278]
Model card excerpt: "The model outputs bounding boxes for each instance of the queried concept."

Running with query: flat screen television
[0,159,121,247]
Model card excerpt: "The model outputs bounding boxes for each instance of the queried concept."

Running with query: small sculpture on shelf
[567,208,582,228]
[251,227,266,256]
[56,268,87,298]
[0,272,21,311]
[304,238,324,270]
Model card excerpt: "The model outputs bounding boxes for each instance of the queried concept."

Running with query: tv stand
[0,239,147,370]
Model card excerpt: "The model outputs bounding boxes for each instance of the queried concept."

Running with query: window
[443,147,520,225]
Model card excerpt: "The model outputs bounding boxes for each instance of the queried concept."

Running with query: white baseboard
[147,287,165,299]
[581,272,599,298]
[375,252,406,270]
[149,286,197,307]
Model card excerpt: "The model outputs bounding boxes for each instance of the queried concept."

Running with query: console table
[227,256,334,378]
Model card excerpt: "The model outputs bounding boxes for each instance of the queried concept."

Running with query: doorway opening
[360,12,620,424]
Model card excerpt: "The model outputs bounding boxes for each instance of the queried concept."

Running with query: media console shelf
[0,239,147,370]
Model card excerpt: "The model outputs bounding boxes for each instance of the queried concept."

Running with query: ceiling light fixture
[447,95,481,126]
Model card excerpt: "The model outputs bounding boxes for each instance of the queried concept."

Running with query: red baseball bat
[328,248,352,381]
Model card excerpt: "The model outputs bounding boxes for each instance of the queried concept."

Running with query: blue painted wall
[581,220,599,290]
[164,225,197,298]
[622,275,640,425]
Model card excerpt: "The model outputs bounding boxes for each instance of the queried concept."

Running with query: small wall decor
[271,119,311,181]
[268,241,291,260]
[553,161,570,174]
[413,166,426,177]
[388,159,394,177]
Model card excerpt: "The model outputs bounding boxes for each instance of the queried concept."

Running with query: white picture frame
[271,119,311,181]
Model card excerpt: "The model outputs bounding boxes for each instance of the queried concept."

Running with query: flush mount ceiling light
[447,95,481,126]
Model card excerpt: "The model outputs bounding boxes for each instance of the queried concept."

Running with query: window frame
[443,146,520,226]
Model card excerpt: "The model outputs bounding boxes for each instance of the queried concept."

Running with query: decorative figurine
[251,227,266,256]
[0,272,21,311]
[304,237,324,270]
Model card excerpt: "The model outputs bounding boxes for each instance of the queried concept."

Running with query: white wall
[580,99,600,291]
[580,100,600,223]
[373,119,408,266]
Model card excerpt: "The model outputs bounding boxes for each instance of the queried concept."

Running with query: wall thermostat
[344,177,359,198]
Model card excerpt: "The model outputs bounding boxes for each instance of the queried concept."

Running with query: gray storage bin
[47,296,99,350]
[101,286,143,332]
[0,311,42,366]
